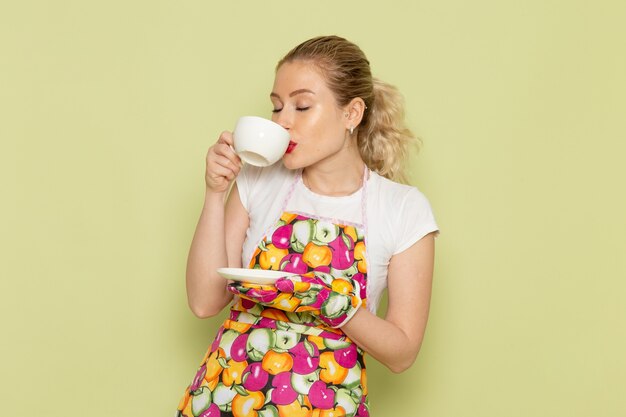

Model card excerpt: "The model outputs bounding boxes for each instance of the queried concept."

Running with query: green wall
[2,1,625,416]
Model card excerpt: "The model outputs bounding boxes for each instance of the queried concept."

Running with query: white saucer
[217,267,295,285]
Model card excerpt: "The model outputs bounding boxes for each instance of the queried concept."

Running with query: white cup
[232,116,290,167]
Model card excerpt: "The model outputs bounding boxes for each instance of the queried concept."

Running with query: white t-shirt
[236,162,439,314]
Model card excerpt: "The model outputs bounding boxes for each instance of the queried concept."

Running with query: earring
[349,126,354,135]
[344,112,349,117]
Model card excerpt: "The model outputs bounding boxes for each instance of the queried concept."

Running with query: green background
[2,1,625,416]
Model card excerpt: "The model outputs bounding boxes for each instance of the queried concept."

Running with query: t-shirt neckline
[297,168,372,200]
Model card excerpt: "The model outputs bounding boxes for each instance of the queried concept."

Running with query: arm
[185,132,250,318]
[340,232,436,373]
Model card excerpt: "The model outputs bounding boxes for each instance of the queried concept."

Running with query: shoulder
[368,171,439,254]
[369,171,432,212]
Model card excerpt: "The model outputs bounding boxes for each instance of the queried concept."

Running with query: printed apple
[286,311,312,325]
[323,338,352,350]
[246,329,277,362]
[258,405,280,417]
[232,391,265,417]
[259,244,289,270]
[213,382,237,411]
[331,279,355,296]
[334,344,358,368]
[313,221,340,244]
[335,388,359,417]
[309,380,336,409]
[289,340,320,375]
[291,370,319,395]
[320,351,349,385]
[315,406,347,417]
[328,234,354,270]
[198,403,221,417]
[291,220,315,253]
[204,348,226,382]
[356,401,369,417]
[223,358,248,386]
[270,371,299,405]
[302,242,332,268]
[342,225,358,243]
[276,397,313,417]
[191,386,212,416]
[261,350,293,375]
[271,224,293,249]
[231,333,249,362]
[351,273,367,299]
[190,363,207,392]
[321,292,352,319]
[340,362,362,390]
[257,317,278,329]
[242,362,269,392]
[313,271,335,286]
[354,242,367,274]
[210,327,225,352]
[274,329,300,350]
[220,330,240,360]
[280,253,308,274]
[297,286,325,309]
[314,265,331,274]
[330,263,359,279]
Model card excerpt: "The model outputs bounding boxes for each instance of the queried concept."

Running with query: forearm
[341,307,426,373]
[185,189,233,318]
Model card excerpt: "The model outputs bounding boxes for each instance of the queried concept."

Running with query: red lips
[285,141,297,153]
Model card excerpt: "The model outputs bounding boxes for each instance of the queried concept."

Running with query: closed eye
[296,107,310,112]
[272,108,283,113]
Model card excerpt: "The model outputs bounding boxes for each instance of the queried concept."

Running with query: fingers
[217,130,235,147]
[205,131,243,192]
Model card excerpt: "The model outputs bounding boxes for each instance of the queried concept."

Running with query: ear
[343,97,366,130]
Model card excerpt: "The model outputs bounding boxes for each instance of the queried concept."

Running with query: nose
[273,110,292,131]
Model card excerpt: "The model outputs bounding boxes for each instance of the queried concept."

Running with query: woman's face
[270,60,348,170]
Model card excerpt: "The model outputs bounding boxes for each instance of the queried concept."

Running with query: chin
[281,155,303,171]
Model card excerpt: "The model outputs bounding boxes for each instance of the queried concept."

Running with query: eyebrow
[270,89,315,99]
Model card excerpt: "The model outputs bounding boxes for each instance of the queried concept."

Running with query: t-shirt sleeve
[393,187,440,255]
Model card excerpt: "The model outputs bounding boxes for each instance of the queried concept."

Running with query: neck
[302,144,367,196]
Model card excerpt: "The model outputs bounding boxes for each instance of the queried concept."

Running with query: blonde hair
[278,35,419,183]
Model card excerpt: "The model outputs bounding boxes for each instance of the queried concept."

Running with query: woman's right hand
[205,131,243,193]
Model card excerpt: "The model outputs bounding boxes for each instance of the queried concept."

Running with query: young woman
[177,35,439,417]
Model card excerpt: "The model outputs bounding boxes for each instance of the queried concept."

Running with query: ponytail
[358,78,418,183]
